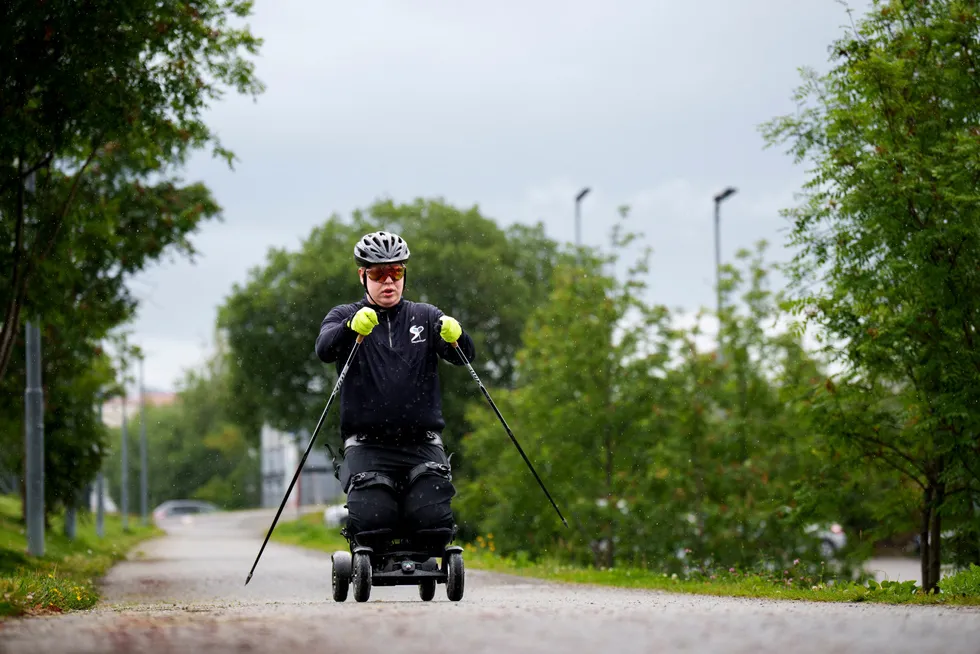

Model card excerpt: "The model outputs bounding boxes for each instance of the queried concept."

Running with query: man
[314,230,477,552]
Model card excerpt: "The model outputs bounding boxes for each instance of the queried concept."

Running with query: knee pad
[346,471,400,539]
[402,461,456,534]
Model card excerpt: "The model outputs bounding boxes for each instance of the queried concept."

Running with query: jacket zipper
[386,313,393,347]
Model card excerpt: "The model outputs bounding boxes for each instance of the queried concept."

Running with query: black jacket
[314,297,477,439]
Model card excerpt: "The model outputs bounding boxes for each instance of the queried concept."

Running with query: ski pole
[245,333,366,585]
[450,341,568,528]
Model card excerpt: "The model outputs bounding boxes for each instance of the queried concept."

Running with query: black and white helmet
[353,231,411,266]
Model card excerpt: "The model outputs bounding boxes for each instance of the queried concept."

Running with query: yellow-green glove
[348,307,378,336]
[439,315,462,343]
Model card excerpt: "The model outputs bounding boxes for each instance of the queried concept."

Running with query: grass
[271,510,350,552]
[270,512,980,606]
[0,493,162,618]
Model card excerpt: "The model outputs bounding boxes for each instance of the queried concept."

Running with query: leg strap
[407,460,452,487]
[348,471,399,493]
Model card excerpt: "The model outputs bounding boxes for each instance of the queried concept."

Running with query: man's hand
[348,307,379,336]
[439,315,462,343]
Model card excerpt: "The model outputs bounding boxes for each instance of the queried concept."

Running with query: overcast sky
[122,0,870,392]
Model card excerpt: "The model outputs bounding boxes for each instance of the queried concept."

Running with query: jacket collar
[362,295,407,316]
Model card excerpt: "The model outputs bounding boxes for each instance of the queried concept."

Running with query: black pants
[338,440,456,547]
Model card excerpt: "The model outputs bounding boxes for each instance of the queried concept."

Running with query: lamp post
[139,356,148,526]
[713,186,737,361]
[121,382,128,533]
[575,187,590,247]
[24,320,45,557]
[23,170,45,557]
[96,393,105,539]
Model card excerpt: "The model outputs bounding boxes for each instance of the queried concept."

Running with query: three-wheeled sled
[330,525,464,602]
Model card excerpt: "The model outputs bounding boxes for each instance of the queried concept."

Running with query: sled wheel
[352,552,372,603]
[331,551,351,602]
[445,551,464,602]
[419,578,437,601]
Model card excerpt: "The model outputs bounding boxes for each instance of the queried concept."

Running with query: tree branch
[952,442,980,487]
[960,38,980,96]
[0,153,54,196]
[0,153,31,382]
[935,254,980,374]
[942,485,979,500]
[859,443,927,491]
[25,141,103,280]
[851,429,928,483]
[0,142,103,384]
[829,380,931,479]
[23,153,54,180]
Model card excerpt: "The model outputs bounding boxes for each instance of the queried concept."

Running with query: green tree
[0,0,264,384]
[761,0,980,591]
[106,335,260,512]
[217,198,566,459]
[454,248,630,566]
[0,168,222,519]
[457,231,860,575]
[455,216,685,567]
[1,0,262,520]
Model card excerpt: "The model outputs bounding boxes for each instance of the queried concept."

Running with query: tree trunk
[920,485,932,591]
[927,482,945,593]
[920,478,945,594]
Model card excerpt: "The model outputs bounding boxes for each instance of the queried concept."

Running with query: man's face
[360,263,406,308]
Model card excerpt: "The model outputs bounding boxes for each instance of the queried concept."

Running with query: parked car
[674,512,849,564]
[152,499,219,525]
[805,522,848,558]
[323,503,348,528]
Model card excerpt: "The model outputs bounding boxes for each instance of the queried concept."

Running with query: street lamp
[575,187,590,247]
[139,355,148,527]
[713,186,737,361]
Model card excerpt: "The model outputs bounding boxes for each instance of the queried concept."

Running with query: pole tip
[245,573,252,586]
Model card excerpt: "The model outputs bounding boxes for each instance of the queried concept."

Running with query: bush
[938,564,980,598]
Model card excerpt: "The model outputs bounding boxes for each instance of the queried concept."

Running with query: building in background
[260,424,343,509]
[100,390,178,428]
[87,485,119,514]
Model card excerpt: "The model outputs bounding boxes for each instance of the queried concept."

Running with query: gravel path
[1,509,978,654]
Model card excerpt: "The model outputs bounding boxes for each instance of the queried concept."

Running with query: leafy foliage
[454,214,863,575]
[938,563,980,597]
[0,0,263,517]
[0,0,264,383]
[0,168,223,517]
[760,0,980,591]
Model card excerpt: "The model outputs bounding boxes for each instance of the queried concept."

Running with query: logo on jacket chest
[409,325,426,344]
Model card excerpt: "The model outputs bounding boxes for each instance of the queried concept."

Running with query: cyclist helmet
[353,231,410,267]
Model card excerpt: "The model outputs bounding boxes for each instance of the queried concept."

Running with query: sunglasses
[364,263,406,282]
